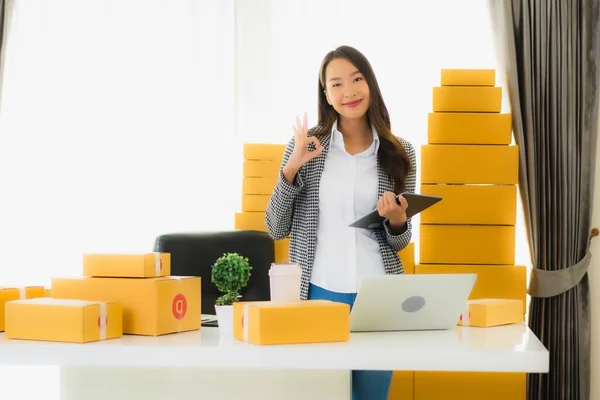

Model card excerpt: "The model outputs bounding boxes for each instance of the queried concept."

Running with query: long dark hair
[316,45,412,194]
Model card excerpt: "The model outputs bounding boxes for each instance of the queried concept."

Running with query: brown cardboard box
[421,145,518,184]
[389,371,414,399]
[420,184,517,225]
[234,212,267,232]
[457,299,523,327]
[414,371,525,400]
[5,298,122,343]
[440,69,496,86]
[427,112,511,145]
[243,160,280,178]
[0,286,46,331]
[242,194,271,212]
[433,86,502,112]
[244,143,285,161]
[233,300,350,345]
[275,238,290,263]
[420,225,515,265]
[83,253,171,278]
[242,177,278,195]
[50,276,200,336]
[398,242,415,274]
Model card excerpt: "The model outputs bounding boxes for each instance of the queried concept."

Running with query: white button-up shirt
[310,120,386,293]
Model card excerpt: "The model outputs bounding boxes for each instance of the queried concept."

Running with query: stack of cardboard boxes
[410,69,527,400]
[0,286,45,333]
[3,252,201,343]
[236,143,290,263]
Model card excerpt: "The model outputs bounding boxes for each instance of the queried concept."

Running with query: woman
[265,45,416,400]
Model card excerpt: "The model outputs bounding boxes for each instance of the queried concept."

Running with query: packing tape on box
[99,302,107,340]
[173,277,184,333]
[461,305,470,325]
[19,287,26,299]
[243,304,250,341]
[154,252,161,276]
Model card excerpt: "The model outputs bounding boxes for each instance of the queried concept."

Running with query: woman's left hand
[377,192,408,228]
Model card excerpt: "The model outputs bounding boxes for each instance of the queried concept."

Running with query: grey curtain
[0,0,5,67]
[0,0,6,108]
[490,1,600,399]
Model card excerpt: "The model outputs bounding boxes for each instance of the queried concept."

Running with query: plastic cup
[269,263,302,302]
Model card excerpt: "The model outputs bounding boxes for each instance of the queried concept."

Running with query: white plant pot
[214,304,234,337]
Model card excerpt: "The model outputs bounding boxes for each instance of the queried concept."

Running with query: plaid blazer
[265,125,417,300]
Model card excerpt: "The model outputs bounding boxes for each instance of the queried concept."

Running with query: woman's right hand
[286,112,323,170]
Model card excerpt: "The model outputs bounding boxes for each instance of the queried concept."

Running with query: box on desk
[0,286,46,331]
[233,300,350,345]
[83,253,171,278]
[5,298,122,343]
[458,299,523,327]
[50,276,200,336]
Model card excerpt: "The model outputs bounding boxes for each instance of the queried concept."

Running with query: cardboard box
[0,286,46,331]
[50,276,200,336]
[234,212,267,232]
[243,177,278,195]
[458,299,523,327]
[398,242,415,274]
[414,371,525,400]
[82,253,171,278]
[433,86,502,112]
[421,145,519,184]
[244,143,285,161]
[242,194,271,212]
[389,371,414,399]
[427,112,511,145]
[415,264,527,313]
[420,225,515,265]
[233,300,350,345]
[274,238,290,263]
[5,298,122,343]
[243,160,280,178]
[420,184,517,225]
[440,69,496,86]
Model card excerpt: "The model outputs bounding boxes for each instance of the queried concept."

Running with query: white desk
[0,324,549,400]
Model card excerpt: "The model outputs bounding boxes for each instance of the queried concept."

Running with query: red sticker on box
[97,316,108,328]
[172,293,187,320]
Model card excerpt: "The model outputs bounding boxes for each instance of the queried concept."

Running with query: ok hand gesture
[286,112,323,170]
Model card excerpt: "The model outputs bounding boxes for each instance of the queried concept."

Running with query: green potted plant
[211,252,252,335]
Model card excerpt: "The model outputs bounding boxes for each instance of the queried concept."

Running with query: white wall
[0,0,238,287]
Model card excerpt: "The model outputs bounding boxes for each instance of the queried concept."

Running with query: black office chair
[153,230,274,315]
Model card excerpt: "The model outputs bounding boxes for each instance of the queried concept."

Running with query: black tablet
[349,192,442,229]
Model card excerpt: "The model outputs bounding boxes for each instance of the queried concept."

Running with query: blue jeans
[308,283,392,400]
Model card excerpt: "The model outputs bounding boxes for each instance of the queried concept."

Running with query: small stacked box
[413,69,526,399]
[0,286,46,332]
[236,143,290,263]
[3,253,202,343]
[2,281,121,344]
[48,253,201,337]
[232,300,350,345]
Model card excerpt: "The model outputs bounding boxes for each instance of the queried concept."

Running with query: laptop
[350,273,477,332]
